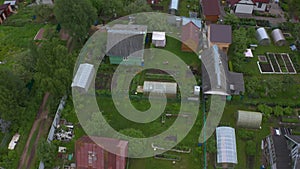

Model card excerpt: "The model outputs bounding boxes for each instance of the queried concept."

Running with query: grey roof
[106,24,147,59]
[209,24,232,43]
[182,17,202,29]
[143,81,177,94]
[236,110,262,129]
[71,63,95,92]
[216,127,238,164]
[201,45,245,95]
[271,133,292,169]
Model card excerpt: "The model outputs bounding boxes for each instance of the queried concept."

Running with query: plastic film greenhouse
[216,127,238,168]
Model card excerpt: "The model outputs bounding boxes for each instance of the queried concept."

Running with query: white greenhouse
[236,110,262,129]
[271,29,286,46]
[71,63,95,92]
[216,126,238,168]
[256,27,270,46]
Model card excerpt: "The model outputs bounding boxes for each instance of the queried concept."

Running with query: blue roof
[182,17,202,29]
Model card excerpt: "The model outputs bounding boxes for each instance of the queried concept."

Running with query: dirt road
[17,93,50,169]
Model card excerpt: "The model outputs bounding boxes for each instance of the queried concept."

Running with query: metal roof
[237,110,262,129]
[201,46,244,96]
[216,127,238,164]
[152,31,165,41]
[106,24,147,59]
[182,17,202,29]
[143,81,177,94]
[71,63,95,92]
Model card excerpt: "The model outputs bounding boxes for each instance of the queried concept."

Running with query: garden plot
[258,53,297,74]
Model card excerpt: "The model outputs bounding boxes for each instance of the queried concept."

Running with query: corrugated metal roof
[216,127,238,164]
[182,17,202,29]
[71,63,95,92]
[143,81,177,94]
[106,24,147,60]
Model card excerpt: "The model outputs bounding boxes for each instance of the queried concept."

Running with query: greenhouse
[271,29,286,46]
[71,63,95,92]
[216,126,238,168]
[236,110,262,129]
[256,27,270,46]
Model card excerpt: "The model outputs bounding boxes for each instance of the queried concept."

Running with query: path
[17,92,50,169]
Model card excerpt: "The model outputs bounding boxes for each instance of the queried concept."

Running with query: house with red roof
[228,0,270,14]
[181,22,200,52]
[75,136,128,169]
[201,0,221,23]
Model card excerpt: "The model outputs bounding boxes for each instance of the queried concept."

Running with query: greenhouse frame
[256,27,270,46]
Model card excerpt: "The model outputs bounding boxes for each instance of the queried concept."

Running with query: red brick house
[201,0,221,23]
[181,22,200,52]
[75,136,128,169]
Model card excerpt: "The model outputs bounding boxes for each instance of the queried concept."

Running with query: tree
[223,13,240,30]
[37,141,57,168]
[124,0,152,15]
[31,38,75,98]
[273,106,284,117]
[34,4,54,22]
[0,150,17,168]
[54,0,97,41]
[237,129,254,140]
[245,140,256,156]
[119,128,146,156]
[206,137,216,153]
[284,107,294,116]
[90,0,123,23]
[258,104,272,119]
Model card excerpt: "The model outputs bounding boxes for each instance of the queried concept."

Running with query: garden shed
[271,29,286,46]
[236,110,262,129]
[152,31,166,47]
[143,81,177,96]
[256,27,270,45]
[71,63,95,92]
[216,127,238,168]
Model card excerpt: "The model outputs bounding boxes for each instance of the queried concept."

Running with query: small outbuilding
[216,127,238,168]
[152,31,166,47]
[271,29,286,46]
[236,110,262,129]
[256,27,271,46]
[71,63,95,92]
[181,22,200,52]
[143,81,177,96]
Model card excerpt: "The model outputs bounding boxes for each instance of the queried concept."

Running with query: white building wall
[254,3,267,11]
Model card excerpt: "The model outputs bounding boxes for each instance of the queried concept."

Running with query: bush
[237,129,254,140]
[246,140,256,156]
